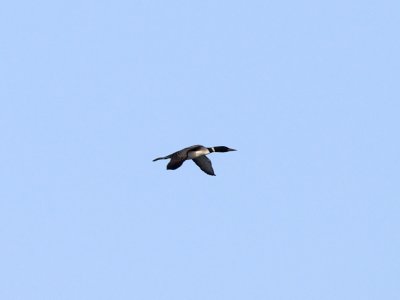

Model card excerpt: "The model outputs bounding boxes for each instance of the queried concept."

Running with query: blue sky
[1,1,399,299]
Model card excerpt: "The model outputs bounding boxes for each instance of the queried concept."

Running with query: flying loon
[153,145,236,176]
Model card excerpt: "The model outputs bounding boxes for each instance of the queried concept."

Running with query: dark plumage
[153,145,236,176]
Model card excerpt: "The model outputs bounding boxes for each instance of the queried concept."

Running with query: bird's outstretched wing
[166,149,188,170]
[165,145,202,170]
[167,156,185,170]
[192,156,215,176]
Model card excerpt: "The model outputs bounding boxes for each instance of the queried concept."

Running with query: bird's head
[214,146,237,152]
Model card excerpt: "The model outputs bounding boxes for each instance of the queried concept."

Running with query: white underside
[187,149,210,160]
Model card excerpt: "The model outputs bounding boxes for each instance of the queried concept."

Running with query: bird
[152,145,236,176]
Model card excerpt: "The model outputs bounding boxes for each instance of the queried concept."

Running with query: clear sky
[1,1,399,299]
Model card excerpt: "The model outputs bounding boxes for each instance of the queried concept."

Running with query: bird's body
[153,145,236,176]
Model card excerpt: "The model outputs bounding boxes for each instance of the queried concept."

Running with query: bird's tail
[152,156,167,162]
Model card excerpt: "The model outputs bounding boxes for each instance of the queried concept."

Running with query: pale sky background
[1,1,399,299]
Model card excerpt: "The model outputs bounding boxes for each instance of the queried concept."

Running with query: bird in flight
[153,145,236,176]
